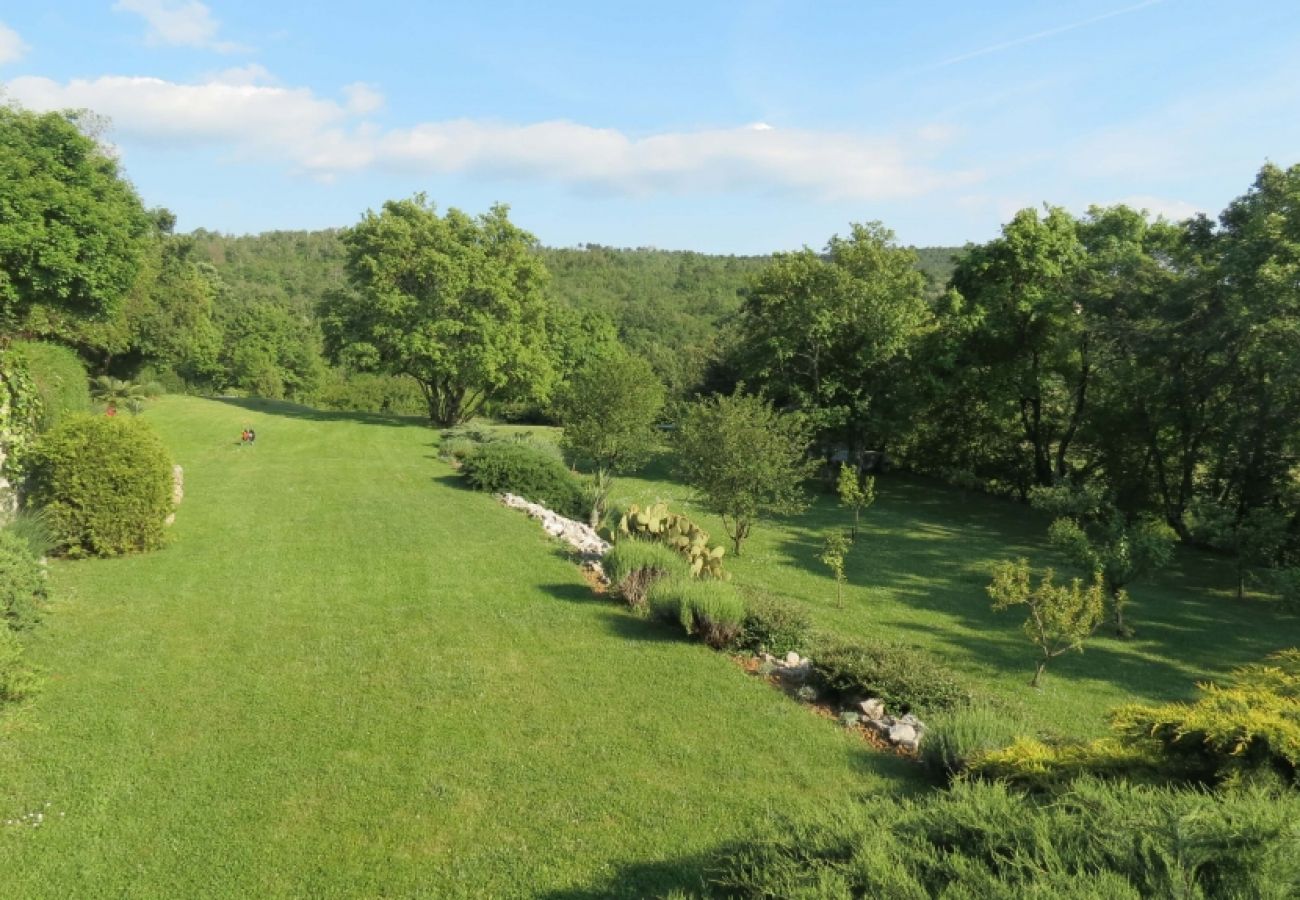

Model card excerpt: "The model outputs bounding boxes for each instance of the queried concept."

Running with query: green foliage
[0,530,47,632]
[91,375,156,414]
[736,590,812,657]
[1,508,58,559]
[1038,488,1177,635]
[735,222,931,451]
[919,702,1022,783]
[6,341,90,431]
[809,635,970,713]
[836,465,875,541]
[0,106,152,336]
[616,501,728,579]
[673,390,815,556]
[27,414,173,557]
[322,197,556,425]
[459,441,584,519]
[308,368,426,416]
[1110,649,1300,787]
[966,736,1172,791]
[580,468,614,529]
[603,538,685,609]
[0,628,41,703]
[989,558,1107,686]
[707,777,1300,899]
[647,575,746,648]
[556,348,665,475]
[817,530,850,608]
[0,348,42,481]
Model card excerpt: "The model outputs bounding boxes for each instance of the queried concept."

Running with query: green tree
[555,348,665,525]
[0,106,152,339]
[673,391,814,556]
[837,465,876,541]
[738,223,930,455]
[1033,484,1176,637]
[988,558,1106,687]
[320,197,556,426]
[90,376,154,415]
[818,530,850,608]
[556,349,665,475]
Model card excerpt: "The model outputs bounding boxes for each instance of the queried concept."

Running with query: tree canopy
[320,197,557,426]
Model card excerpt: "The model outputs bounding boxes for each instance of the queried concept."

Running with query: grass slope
[0,397,912,898]
[611,458,1300,738]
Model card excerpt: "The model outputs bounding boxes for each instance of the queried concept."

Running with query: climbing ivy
[0,348,44,486]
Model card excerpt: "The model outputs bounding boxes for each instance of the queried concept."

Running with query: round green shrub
[0,530,48,631]
[28,414,174,557]
[7,340,90,432]
[460,441,584,519]
[737,590,812,657]
[810,635,971,713]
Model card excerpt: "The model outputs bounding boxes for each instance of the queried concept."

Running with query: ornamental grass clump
[603,539,686,610]
[919,701,1022,783]
[647,575,746,649]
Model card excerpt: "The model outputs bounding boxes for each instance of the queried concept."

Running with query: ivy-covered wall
[0,350,43,522]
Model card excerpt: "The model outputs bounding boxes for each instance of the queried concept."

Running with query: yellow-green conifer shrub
[28,414,173,557]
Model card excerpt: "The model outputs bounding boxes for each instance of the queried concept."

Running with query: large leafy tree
[321,197,556,426]
[737,223,930,456]
[556,348,665,476]
[0,106,152,340]
[673,390,815,556]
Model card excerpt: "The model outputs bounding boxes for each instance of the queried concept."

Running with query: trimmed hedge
[647,575,745,648]
[28,414,173,557]
[7,340,90,432]
[809,635,970,713]
[460,440,584,519]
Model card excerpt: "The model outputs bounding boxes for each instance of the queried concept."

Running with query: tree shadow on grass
[538,851,716,899]
[211,395,428,430]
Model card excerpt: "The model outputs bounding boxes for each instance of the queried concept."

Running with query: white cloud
[204,63,275,86]
[1110,195,1205,221]
[113,0,245,53]
[5,73,980,201]
[342,82,384,116]
[0,21,29,65]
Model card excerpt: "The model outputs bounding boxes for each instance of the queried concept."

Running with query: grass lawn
[482,423,1300,739]
[0,396,917,898]
[611,459,1300,739]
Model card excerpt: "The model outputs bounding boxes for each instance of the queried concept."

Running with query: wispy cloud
[6,72,981,202]
[0,21,29,65]
[919,0,1169,72]
[113,0,247,53]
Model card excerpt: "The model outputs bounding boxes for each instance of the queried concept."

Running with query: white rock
[858,698,886,720]
[888,723,917,746]
[784,651,801,667]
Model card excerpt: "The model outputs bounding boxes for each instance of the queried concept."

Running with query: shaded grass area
[0,397,916,898]
[602,448,1300,739]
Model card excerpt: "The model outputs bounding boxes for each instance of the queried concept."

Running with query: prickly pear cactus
[618,502,728,579]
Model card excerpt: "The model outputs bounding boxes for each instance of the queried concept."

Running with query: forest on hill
[186,230,960,397]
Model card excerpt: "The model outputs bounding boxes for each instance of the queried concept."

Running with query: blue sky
[2,1,1298,252]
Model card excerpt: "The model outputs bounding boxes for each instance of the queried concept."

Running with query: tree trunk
[1031,659,1046,688]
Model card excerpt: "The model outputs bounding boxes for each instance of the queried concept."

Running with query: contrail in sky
[920,0,1170,71]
